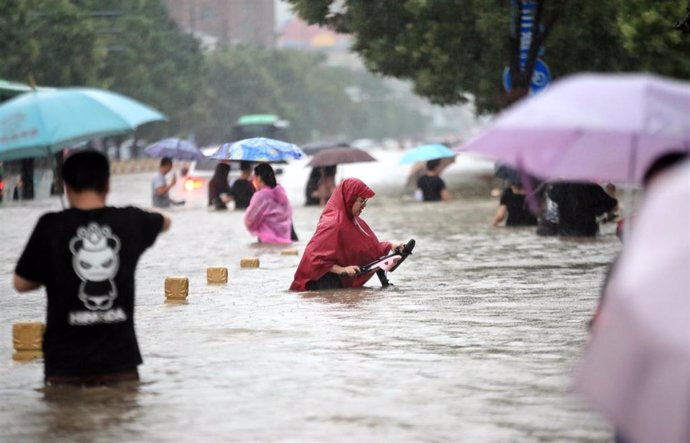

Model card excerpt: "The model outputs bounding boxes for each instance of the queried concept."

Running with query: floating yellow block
[13,322,45,361]
[240,257,260,269]
[207,267,228,284]
[281,249,299,256]
[165,276,189,303]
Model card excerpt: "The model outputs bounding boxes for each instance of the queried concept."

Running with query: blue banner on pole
[519,1,537,72]
[505,1,550,95]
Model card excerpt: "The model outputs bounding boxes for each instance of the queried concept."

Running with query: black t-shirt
[417,175,446,202]
[304,172,320,206]
[232,179,255,210]
[500,187,538,226]
[15,206,164,378]
[208,176,232,209]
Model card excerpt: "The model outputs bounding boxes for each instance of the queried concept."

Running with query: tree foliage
[0,0,428,147]
[193,46,427,145]
[286,0,690,112]
[0,0,204,140]
[0,0,104,86]
[86,0,205,139]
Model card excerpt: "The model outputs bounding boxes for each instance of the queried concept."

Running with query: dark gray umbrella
[301,141,350,156]
[306,147,376,167]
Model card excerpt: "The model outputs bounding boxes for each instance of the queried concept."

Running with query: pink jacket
[244,184,293,244]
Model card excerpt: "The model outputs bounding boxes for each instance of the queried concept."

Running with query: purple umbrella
[144,137,204,161]
[455,73,690,184]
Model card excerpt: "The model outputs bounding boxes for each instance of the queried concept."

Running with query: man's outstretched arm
[14,274,42,292]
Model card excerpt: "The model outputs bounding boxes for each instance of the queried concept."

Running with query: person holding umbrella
[244,163,294,244]
[416,159,452,202]
[151,157,184,208]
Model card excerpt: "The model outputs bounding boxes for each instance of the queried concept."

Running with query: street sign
[502,58,552,95]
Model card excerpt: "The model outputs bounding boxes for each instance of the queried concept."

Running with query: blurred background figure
[316,165,337,205]
[536,183,560,236]
[152,157,184,208]
[304,165,337,206]
[491,180,538,227]
[600,183,619,224]
[545,181,617,237]
[304,167,321,206]
[231,161,255,210]
[208,162,232,210]
[416,159,452,202]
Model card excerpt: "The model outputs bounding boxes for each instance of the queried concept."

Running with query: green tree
[193,46,286,145]
[617,0,690,77]
[192,46,427,145]
[0,0,104,86]
[87,0,205,139]
[285,0,633,111]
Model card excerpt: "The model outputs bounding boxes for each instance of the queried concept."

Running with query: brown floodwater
[0,151,619,441]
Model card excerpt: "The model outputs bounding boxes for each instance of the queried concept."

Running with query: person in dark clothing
[231,161,255,210]
[13,150,170,386]
[417,159,451,202]
[547,181,618,236]
[208,162,232,210]
[535,183,560,236]
[305,168,321,206]
[492,181,538,227]
[316,165,337,205]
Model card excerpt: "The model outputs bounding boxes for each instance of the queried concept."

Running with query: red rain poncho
[290,178,392,291]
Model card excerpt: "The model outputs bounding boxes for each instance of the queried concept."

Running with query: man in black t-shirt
[492,182,538,227]
[13,150,171,386]
[231,160,256,210]
[417,159,451,202]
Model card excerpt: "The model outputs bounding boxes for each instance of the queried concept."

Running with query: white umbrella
[573,160,690,443]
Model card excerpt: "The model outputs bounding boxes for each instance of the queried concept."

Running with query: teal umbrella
[399,144,455,164]
[0,87,166,161]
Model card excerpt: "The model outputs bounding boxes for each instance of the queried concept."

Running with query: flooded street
[0,151,619,442]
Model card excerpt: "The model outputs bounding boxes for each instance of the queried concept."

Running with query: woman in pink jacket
[244,163,294,244]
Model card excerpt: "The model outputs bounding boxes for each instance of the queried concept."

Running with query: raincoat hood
[289,178,391,291]
[327,177,375,219]
[265,183,289,206]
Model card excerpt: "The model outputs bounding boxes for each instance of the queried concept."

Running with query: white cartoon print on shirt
[69,222,121,311]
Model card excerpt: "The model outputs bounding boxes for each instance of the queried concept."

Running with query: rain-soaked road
[0,150,619,442]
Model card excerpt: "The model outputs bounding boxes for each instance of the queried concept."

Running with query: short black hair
[63,150,110,193]
[643,151,689,187]
[254,162,277,188]
[240,160,252,172]
[427,159,441,170]
[160,157,172,167]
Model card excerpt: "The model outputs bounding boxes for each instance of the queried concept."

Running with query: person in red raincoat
[290,178,402,291]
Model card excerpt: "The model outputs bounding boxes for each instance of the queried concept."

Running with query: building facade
[164,0,275,48]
